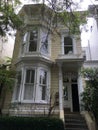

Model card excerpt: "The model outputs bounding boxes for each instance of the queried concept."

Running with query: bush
[0,117,64,130]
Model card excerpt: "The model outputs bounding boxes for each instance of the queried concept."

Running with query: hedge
[0,117,65,130]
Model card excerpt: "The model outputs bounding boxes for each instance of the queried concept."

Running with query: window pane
[40,70,47,85]
[42,86,46,100]
[64,46,73,54]
[24,84,34,100]
[25,69,35,83]
[64,37,73,54]
[24,69,35,100]
[29,30,38,52]
[41,33,48,54]
[29,41,37,51]
[39,69,47,100]
[31,70,35,83]
[64,37,72,45]
[26,70,30,83]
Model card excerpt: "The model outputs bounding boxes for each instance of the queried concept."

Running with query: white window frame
[27,29,39,53]
[22,68,36,102]
[61,34,75,55]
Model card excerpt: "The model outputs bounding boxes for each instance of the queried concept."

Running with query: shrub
[0,117,64,130]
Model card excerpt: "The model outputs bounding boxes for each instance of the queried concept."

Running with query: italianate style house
[2,4,84,120]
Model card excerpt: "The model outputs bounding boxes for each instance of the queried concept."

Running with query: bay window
[13,66,50,103]
[22,27,50,55]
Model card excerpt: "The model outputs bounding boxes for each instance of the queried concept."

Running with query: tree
[0,59,16,115]
[33,0,87,35]
[81,68,98,126]
[0,0,22,36]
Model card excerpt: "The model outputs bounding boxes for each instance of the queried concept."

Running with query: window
[13,66,50,103]
[24,69,35,100]
[29,30,38,52]
[40,33,48,54]
[22,29,38,53]
[39,69,47,100]
[64,37,73,54]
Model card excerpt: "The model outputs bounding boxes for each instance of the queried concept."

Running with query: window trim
[61,35,75,55]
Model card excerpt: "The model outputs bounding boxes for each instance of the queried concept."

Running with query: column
[58,63,64,121]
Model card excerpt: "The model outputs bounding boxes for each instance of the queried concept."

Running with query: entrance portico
[57,56,84,119]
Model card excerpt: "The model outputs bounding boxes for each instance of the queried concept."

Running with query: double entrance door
[63,73,80,112]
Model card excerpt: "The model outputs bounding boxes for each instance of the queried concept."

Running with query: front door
[71,84,80,112]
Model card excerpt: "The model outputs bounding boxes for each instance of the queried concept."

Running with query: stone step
[64,113,89,130]
[65,128,89,130]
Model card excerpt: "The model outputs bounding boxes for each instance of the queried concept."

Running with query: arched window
[64,37,73,54]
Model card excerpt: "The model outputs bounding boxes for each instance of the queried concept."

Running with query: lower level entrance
[63,73,80,112]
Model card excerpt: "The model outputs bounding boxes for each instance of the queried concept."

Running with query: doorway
[71,84,80,112]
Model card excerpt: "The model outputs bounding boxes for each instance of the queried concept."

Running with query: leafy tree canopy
[33,0,87,34]
[0,0,22,36]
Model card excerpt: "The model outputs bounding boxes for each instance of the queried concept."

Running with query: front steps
[64,113,89,130]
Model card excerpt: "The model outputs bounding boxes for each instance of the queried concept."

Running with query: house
[2,4,84,120]
[83,4,98,68]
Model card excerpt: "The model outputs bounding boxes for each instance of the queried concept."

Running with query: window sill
[11,100,48,104]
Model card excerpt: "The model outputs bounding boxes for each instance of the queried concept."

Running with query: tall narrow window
[39,69,47,100]
[22,32,28,54]
[24,69,35,100]
[64,37,73,54]
[29,30,38,52]
[41,33,48,54]
[15,71,22,100]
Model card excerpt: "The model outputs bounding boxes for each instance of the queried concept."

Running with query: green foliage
[59,11,87,34]
[81,68,98,124]
[0,117,64,130]
[0,69,15,89]
[0,0,22,36]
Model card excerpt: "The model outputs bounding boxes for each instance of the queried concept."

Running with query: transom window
[64,37,73,54]
[13,66,49,103]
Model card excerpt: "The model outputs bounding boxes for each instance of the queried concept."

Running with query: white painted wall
[81,17,98,61]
